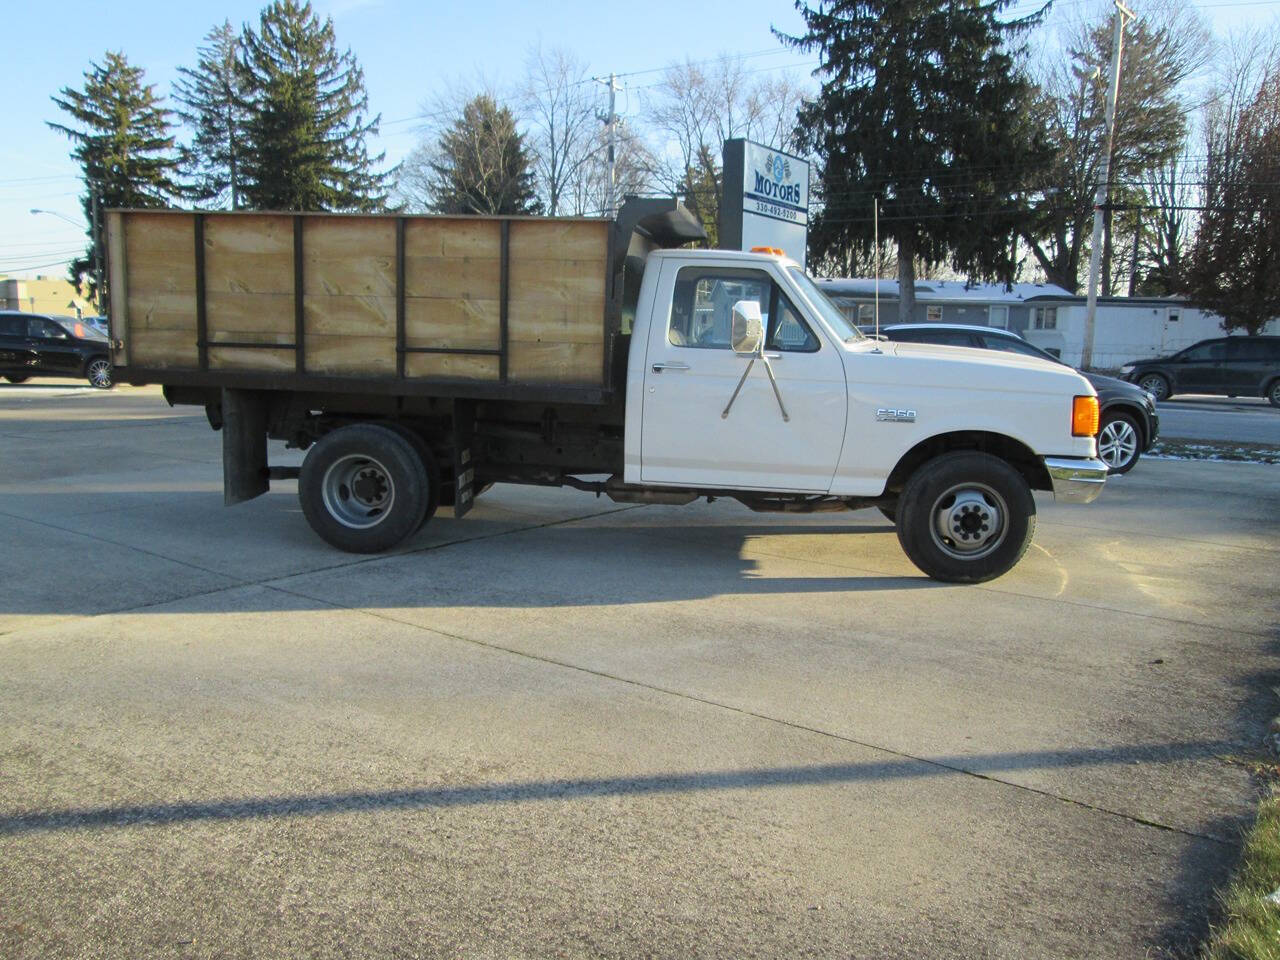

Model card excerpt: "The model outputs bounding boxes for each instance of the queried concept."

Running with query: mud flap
[452,399,476,519]
[222,388,269,505]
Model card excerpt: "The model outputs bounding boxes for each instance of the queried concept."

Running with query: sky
[1,0,1276,280]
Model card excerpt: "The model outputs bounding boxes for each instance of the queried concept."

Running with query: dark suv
[0,311,112,389]
[1118,336,1280,406]
[878,323,1159,474]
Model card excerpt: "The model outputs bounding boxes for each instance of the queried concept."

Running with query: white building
[817,278,1279,370]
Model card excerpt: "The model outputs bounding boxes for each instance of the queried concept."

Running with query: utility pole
[595,73,622,217]
[1082,0,1136,370]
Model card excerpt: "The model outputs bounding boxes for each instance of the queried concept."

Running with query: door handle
[651,361,690,373]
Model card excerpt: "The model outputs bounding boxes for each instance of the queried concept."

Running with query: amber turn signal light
[1072,395,1100,437]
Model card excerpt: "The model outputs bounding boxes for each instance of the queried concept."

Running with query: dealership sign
[720,138,810,265]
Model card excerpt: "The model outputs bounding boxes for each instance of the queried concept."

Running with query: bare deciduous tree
[520,45,601,215]
[642,55,804,244]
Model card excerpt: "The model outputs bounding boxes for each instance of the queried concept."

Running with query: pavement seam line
[260,580,1235,847]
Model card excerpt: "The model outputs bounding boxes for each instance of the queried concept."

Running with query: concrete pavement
[1,385,1277,959]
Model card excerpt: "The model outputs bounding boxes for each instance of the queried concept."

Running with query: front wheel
[298,424,431,553]
[1097,411,1142,474]
[86,358,112,389]
[1268,380,1280,408]
[1138,373,1169,402]
[4,375,30,384]
[896,452,1036,583]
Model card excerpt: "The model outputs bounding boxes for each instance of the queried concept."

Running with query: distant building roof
[816,277,1075,303]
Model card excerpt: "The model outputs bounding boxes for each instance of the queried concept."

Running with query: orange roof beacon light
[1072,395,1100,437]
[749,246,786,256]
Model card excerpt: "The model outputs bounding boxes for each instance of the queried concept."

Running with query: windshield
[787,267,864,341]
[55,317,107,341]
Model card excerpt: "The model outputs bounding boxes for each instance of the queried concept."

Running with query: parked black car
[0,311,113,388]
[878,323,1159,474]
[1117,336,1280,407]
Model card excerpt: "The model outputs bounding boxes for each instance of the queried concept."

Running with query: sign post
[720,138,810,266]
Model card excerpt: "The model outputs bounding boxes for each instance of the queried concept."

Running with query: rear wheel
[896,452,1036,583]
[298,424,431,553]
[1138,373,1169,402]
[1268,380,1280,408]
[3,375,29,384]
[86,357,112,389]
[379,422,440,529]
[1097,411,1142,474]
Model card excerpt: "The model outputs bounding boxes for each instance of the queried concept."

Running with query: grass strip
[1149,439,1280,465]
[1203,784,1280,960]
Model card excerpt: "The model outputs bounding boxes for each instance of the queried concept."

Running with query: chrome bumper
[1043,457,1108,504]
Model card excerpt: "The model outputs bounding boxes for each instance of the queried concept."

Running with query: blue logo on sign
[772,155,785,182]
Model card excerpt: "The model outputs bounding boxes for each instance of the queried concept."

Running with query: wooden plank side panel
[405,218,501,261]
[303,217,395,297]
[306,333,396,376]
[206,292,295,338]
[404,297,500,350]
[508,219,607,261]
[403,257,501,300]
[507,340,604,384]
[204,215,294,296]
[124,212,198,367]
[404,353,500,381]
[208,346,296,372]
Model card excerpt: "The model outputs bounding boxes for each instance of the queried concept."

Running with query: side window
[0,315,25,337]
[29,318,67,340]
[1181,342,1225,362]
[669,271,769,349]
[767,291,819,353]
[1032,306,1058,330]
[1226,339,1268,361]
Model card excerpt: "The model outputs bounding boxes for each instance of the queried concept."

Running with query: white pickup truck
[109,198,1107,583]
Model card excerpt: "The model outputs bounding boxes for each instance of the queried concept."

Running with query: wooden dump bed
[106,210,613,397]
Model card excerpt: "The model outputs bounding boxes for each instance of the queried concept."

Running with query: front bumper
[1043,457,1108,504]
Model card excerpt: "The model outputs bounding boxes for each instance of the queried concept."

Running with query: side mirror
[731,300,764,355]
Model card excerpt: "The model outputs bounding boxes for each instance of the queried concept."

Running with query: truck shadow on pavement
[0,738,1242,838]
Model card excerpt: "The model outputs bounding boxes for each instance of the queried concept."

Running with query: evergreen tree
[1184,68,1280,335]
[48,51,181,309]
[779,2,1052,321]
[415,94,541,215]
[237,0,387,211]
[173,20,248,208]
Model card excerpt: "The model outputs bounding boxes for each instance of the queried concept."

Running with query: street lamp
[30,206,104,314]
[29,207,83,228]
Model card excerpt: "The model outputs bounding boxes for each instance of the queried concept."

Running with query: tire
[1268,380,1280,408]
[878,503,897,523]
[298,423,431,553]
[896,451,1036,584]
[1096,411,1142,474]
[86,357,112,389]
[1137,373,1169,402]
[379,422,440,529]
[4,375,29,384]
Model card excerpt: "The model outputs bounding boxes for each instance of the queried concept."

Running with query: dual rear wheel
[299,424,439,553]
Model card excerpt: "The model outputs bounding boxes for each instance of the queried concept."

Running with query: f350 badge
[876,407,917,423]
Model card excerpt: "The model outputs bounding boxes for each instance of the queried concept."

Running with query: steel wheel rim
[1098,419,1138,469]
[88,360,111,387]
[1139,376,1166,401]
[321,454,396,529]
[929,482,1008,561]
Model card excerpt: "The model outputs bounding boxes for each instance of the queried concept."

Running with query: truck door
[640,263,847,491]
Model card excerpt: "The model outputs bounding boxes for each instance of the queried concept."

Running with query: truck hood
[880,341,1096,396]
